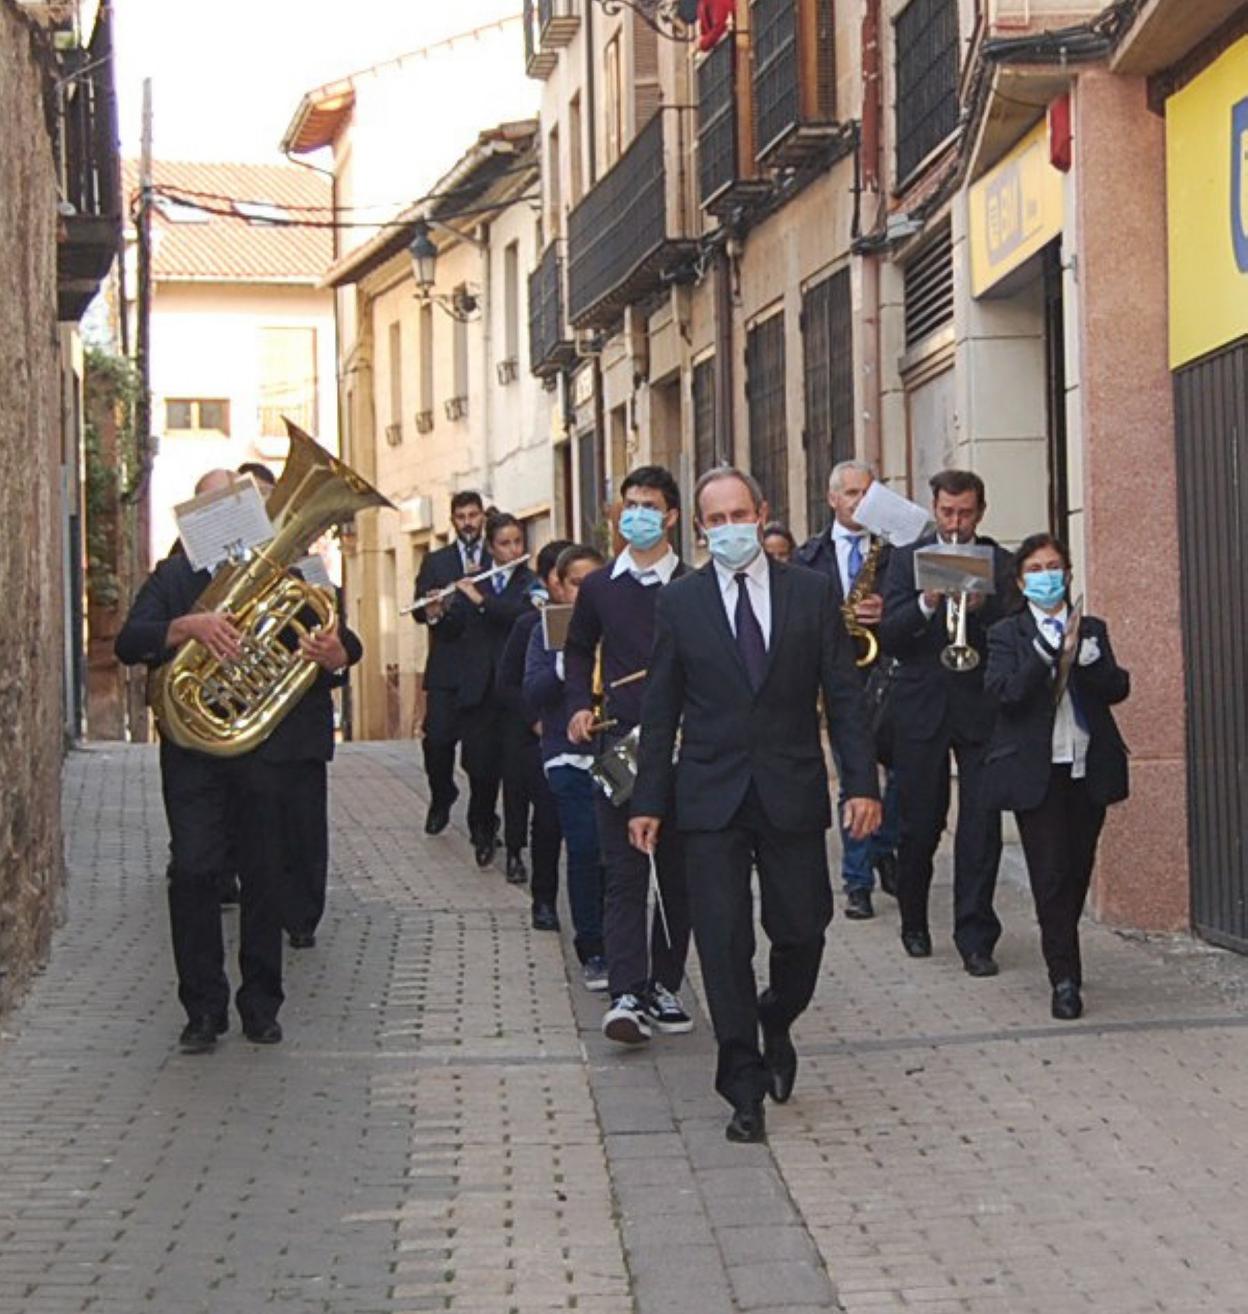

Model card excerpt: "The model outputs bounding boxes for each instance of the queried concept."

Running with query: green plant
[83,347,139,609]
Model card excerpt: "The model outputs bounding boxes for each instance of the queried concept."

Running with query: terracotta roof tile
[123,160,334,282]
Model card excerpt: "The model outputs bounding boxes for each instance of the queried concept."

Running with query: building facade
[2,0,120,1005]
[521,0,1247,942]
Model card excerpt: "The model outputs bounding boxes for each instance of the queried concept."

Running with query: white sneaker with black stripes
[602,992,651,1045]
[644,984,693,1034]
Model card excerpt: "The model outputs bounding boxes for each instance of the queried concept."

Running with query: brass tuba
[150,420,393,757]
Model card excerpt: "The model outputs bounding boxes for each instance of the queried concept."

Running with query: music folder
[541,604,574,651]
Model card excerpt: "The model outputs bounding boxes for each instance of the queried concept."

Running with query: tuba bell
[150,420,393,757]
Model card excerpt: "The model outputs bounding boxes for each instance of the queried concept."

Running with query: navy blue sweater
[523,624,584,765]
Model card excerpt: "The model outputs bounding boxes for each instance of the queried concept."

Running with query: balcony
[697,34,772,216]
[566,113,696,331]
[524,0,579,78]
[528,242,576,378]
[751,0,845,169]
[55,9,122,321]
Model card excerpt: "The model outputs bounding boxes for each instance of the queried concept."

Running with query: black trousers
[423,687,501,841]
[160,742,284,1027]
[683,785,832,1112]
[894,719,1003,959]
[501,714,562,905]
[281,760,328,937]
[595,790,690,1000]
[1014,765,1106,987]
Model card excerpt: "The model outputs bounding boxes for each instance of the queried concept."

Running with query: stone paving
[3,742,1248,1313]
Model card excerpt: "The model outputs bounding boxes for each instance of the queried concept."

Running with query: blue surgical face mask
[1022,569,1067,609]
[619,505,666,551]
[706,521,763,572]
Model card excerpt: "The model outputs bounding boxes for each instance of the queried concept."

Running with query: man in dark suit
[796,458,900,919]
[115,469,362,1053]
[630,467,881,1144]
[879,469,1014,974]
[413,492,497,857]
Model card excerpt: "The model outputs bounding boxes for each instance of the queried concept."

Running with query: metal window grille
[746,314,789,524]
[895,0,959,183]
[753,0,799,159]
[692,357,717,479]
[903,225,953,348]
[802,268,853,535]
[698,38,738,206]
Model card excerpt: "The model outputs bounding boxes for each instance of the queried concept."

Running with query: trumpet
[401,555,531,615]
[940,591,980,672]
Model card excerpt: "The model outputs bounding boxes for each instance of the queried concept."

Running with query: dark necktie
[734,573,767,692]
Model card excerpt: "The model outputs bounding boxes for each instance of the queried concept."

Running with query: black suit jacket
[983,610,1130,811]
[631,559,880,834]
[413,541,493,695]
[878,533,1014,742]
[114,551,362,763]
[433,561,538,710]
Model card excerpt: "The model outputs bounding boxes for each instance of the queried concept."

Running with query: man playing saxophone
[795,460,900,920]
[116,468,362,1054]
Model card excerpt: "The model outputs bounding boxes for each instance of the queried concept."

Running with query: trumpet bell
[940,646,981,673]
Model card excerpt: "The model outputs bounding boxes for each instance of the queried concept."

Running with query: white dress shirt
[1029,602,1090,779]
[831,522,870,599]
[611,546,679,588]
[712,548,772,648]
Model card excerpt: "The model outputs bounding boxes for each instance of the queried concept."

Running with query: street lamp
[408,219,479,321]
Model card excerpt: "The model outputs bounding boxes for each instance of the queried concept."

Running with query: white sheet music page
[292,553,333,589]
[855,481,932,546]
[174,477,274,572]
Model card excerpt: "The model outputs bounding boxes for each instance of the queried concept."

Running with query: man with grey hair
[630,465,880,1143]
[795,460,900,919]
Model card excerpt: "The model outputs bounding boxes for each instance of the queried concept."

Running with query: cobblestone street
[3,742,1248,1313]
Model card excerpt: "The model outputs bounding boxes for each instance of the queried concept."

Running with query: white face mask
[705,522,762,572]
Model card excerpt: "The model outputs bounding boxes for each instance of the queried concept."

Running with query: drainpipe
[860,0,884,473]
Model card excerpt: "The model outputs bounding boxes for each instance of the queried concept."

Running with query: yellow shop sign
[1166,35,1248,369]
[969,119,1064,298]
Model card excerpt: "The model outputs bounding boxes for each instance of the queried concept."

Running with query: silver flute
[400,555,531,616]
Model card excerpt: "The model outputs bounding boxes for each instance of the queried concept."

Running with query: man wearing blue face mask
[629,467,881,1144]
[564,466,694,1046]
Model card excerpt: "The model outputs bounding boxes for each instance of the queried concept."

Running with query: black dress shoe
[1051,979,1083,1020]
[242,1019,283,1045]
[874,852,899,898]
[963,952,1000,978]
[288,930,316,949]
[179,1016,219,1054]
[472,831,498,868]
[726,1104,767,1143]
[763,1029,798,1104]
[901,930,932,958]
[505,851,528,885]
[425,803,452,836]
[844,889,874,920]
[531,902,560,932]
[217,875,240,906]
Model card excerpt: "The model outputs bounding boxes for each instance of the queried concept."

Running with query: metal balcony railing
[566,113,695,331]
[528,242,576,378]
[539,0,580,46]
[751,0,842,168]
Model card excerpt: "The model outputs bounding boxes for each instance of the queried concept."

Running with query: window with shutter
[895,0,959,183]
[802,268,853,535]
[746,313,789,524]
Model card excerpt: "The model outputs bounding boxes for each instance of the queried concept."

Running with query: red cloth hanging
[698,0,733,51]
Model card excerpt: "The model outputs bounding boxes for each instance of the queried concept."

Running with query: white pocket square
[1078,637,1101,667]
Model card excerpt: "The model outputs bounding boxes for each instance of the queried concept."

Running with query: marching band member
[495,539,571,922]
[116,469,361,1053]
[761,523,796,563]
[796,460,900,917]
[564,465,693,1045]
[524,544,609,985]
[879,470,1013,974]
[984,534,1130,1019]
[629,467,880,1143]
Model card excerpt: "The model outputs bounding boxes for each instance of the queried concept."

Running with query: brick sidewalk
[4,743,1248,1313]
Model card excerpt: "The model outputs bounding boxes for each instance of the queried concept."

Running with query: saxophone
[842,538,883,668]
[150,420,393,757]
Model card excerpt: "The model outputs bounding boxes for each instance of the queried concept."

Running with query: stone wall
[0,0,66,1009]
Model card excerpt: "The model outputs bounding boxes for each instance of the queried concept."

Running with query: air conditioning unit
[414,410,434,434]
[574,329,603,358]
[398,495,435,534]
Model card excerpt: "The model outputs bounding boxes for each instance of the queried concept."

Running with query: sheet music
[542,604,574,652]
[174,477,273,572]
[855,481,932,546]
